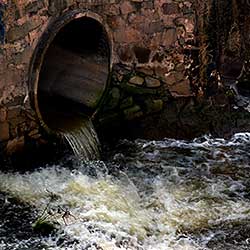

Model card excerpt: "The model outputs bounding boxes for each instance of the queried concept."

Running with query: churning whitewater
[1,133,250,250]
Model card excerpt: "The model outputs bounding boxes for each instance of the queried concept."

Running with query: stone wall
[0,0,197,156]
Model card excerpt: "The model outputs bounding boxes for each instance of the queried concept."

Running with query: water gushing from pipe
[62,118,100,160]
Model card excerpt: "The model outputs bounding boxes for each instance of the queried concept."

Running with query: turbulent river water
[1,133,250,250]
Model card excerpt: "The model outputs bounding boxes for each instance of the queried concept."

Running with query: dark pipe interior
[37,17,110,132]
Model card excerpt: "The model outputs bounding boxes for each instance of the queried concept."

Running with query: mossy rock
[32,219,58,236]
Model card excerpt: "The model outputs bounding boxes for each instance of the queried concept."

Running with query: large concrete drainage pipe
[29,12,111,133]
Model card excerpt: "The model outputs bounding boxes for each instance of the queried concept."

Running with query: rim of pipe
[28,10,114,136]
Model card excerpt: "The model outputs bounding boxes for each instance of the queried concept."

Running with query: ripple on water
[0,133,250,249]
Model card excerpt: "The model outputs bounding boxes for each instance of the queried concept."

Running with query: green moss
[32,219,58,236]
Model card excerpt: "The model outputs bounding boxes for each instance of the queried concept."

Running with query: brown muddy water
[0,133,250,250]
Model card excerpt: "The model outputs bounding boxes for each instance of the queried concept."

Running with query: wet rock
[152,99,163,112]
[129,75,144,86]
[145,76,161,88]
[124,83,157,95]
[137,66,154,76]
[106,87,120,109]
[120,96,133,109]
[6,136,25,155]
[145,99,163,113]
[32,220,58,236]
[124,105,143,120]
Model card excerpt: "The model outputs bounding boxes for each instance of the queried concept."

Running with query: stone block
[145,99,163,113]
[154,66,170,79]
[120,96,133,109]
[12,46,32,65]
[6,136,25,155]
[0,107,7,122]
[134,46,151,63]
[7,106,21,120]
[142,2,154,9]
[176,63,185,72]
[106,87,120,109]
[124,84,158,95]
[48,0,70,14]
[118,45,134,62]
[7,19,43,42]
[0,122,9,141]
[162,3,179,15]
[129,75,144,85]
[162,28,177,47]
[152,99,163,112]
[143,21,164,34]
[107,16,125,30]
[169,79,192,97]
[28,129,41,140]
[25,0,45,14]
[120,1,134,15]
[145,76,161,88]
[124,105,143,120]
[107,4,120,15]
[137,67,154,76]
[165,72,177,85]
[114,27,141,43]
[165,71,186,86]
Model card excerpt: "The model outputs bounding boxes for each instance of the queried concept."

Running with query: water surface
[0,133,250,250]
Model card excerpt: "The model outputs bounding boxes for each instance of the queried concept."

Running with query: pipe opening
[37,16,110,132]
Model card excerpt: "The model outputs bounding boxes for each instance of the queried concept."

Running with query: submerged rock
[32,219,58,236]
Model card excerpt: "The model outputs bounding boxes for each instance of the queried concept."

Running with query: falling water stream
[0,133,250,250]
[62,119,100,160]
